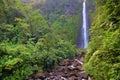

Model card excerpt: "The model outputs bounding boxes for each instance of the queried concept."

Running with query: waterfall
[77,0,88,49]
[82,0,88,48]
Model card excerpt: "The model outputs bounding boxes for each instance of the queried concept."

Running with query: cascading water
[77,0,88,49]
[82,0,88,48]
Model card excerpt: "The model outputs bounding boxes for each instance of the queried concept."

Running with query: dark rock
[26,53,88,80]
[79,71,88,79]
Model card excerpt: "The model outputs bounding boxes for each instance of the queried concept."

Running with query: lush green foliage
[0,38,76,79]
[35,0,82,43]
[84,0,120,80]
[0,0,80,79]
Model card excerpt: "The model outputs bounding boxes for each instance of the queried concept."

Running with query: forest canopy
[0,0,83,79]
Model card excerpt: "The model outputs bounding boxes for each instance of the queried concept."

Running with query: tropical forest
[0,0,120,80]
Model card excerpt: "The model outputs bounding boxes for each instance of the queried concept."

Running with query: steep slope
[84,0,120,80]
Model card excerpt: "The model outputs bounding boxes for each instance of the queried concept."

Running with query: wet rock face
[26,53,89,80]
